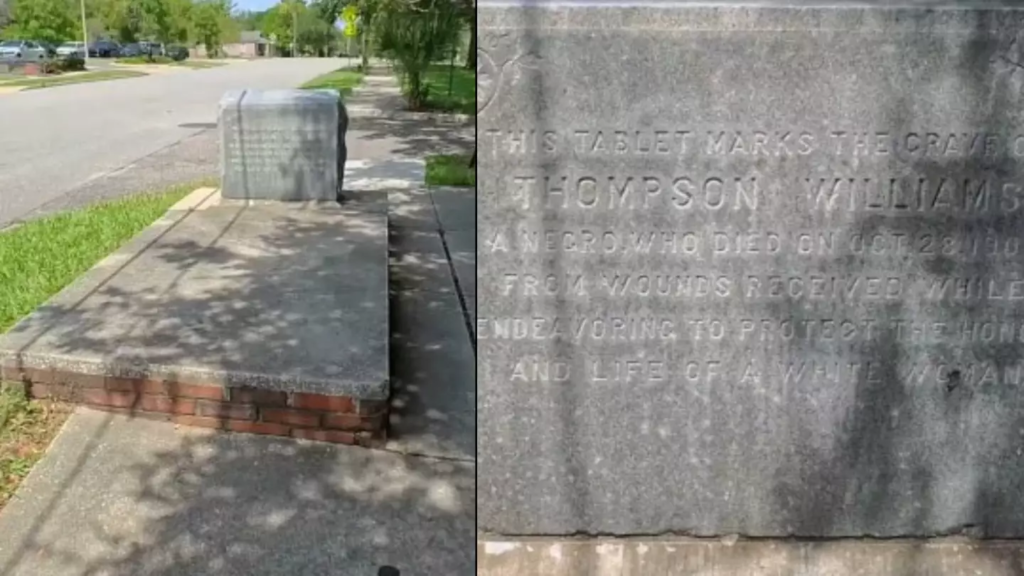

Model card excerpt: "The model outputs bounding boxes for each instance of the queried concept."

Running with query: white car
[56,42,86,58]
[0,40,47,60]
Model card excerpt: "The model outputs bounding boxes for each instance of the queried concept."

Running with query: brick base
[3,363,387,447]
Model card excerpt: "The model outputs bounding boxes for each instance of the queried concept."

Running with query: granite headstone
[219,88,347,201]
[478,3,1024,538]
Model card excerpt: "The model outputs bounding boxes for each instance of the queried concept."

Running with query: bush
[59,55,85,72]
[116,55,174,65]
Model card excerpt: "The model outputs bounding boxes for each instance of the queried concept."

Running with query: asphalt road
[0,58,347,228]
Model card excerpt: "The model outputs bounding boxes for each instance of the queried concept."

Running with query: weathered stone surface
[478,4,1024,537]
[219,89,347,201]
[477,538,1024,576]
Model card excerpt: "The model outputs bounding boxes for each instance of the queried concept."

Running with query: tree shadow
[0,90,476,573]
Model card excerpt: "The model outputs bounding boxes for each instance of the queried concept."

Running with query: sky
[235,0,279,12]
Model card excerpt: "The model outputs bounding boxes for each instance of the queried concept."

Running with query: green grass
[115,56,175,65]
[419,63,474,115]
[300,68,364,97]
[0,384,71,510]
[173,60,226,69]
[425,154,475,187]
[6,70,147,90]
[0,182,211,333]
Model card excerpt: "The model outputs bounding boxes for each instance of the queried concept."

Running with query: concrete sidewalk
[0,409,474,576]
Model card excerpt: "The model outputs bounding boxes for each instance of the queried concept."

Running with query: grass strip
[300,68,364,97]
[419,64,474,115]
[425,154,475,187]
[0,181,212,333]
[8,70,147,90]
[0,384,72,510]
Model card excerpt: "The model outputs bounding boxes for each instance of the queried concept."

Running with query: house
[192,31,270,59]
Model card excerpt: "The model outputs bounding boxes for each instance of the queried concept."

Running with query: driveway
[0,58,347,228]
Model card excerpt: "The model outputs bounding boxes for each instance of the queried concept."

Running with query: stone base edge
[2,367,388,448]
[345,106,473,124]
[477,537,1024,576]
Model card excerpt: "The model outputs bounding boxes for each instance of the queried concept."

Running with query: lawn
[300,68,364,96]
[426,154,475,187]
[5,70,147,90]
[0,182,206,333]
[115,56,175,65]
[174,60,226,69]
[0,384,71,510]
[419,64,474,115]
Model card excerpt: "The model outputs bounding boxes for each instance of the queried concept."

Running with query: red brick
[291,393,354,412]
[292,428,357,445]
[226,420,291,437]
[230,387,288,406]
[141,381,225,400]
[138,395,196,415]
[82,389,138,409]
[53,371,105,388]
[88,406,171,423]
[105,377,142,392]
[323,412,383,432]
[355,399,388,415]
[172,415,226,430]
[262,408,321,428]
[29,383,81,402]
[195,400,256,421]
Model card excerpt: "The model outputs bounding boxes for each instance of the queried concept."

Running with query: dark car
[165,45,189,61]
[139,41,164,56]
[120,43,143,57]
[89,40,120,58]
[36,41,57,58]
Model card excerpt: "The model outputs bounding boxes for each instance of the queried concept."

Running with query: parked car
[0,40,48,60]
[139,41,164,56]
[165,45,189,61]
[36,41,58,58]
[119,43,143,57]
[89,40,120,58]
[56,41,86,58]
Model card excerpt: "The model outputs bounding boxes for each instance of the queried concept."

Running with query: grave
[0,88,389,448]
[220,89,347,201]
[477,0,1024,547]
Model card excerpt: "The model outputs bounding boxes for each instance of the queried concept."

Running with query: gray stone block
[219,89,347,201]
[478,4,1024,538]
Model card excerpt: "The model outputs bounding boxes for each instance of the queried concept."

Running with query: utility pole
[79,0,89,67]
[292,1,298,58]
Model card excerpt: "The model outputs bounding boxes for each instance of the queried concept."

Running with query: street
[0,58,347,228]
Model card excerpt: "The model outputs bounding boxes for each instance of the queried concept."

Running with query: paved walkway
[0,67,477,575]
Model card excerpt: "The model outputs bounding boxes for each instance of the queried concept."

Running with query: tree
[192,0,231,56]
[296,9,336,56]
[373,0,462,109]
[4,0,77,43]
[311,0,342,26]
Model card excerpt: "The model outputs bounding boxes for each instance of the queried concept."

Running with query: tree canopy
[1,0,236,48]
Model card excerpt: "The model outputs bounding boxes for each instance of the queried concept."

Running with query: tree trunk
[464,24,475,70]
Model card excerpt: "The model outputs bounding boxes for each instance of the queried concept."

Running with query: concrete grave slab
[0,189,389,419]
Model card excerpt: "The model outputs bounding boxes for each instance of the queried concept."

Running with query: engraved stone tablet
[219,89,347,201]
[479,4,1024,538]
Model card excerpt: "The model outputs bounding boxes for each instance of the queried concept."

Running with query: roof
[239,31,268,45]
